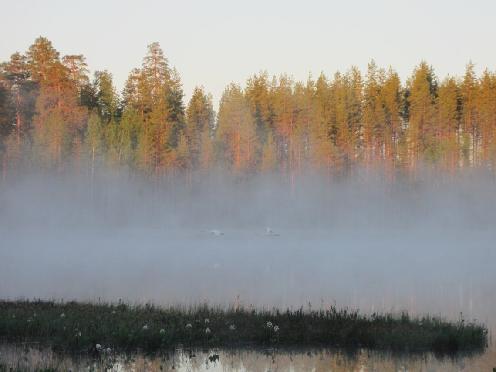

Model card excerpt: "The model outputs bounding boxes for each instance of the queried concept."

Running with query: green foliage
[2,37,496,176]
[185,86,215,167]
[0,300,487,355]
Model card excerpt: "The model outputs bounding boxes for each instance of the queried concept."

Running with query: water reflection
[1,345,494,371]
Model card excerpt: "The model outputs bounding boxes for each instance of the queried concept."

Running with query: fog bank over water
[2,168,496,229]
[1,169,496,327]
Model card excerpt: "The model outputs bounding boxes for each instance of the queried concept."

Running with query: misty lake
[1,227,495,370]
[1,173,496,370]
[3,0,496,365]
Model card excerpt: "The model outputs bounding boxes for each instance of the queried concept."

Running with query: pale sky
[1,0,495,108]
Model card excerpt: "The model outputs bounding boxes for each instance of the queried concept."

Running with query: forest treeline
[1,37,496,181]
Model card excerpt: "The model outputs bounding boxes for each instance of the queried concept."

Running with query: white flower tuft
[204,318,210,324]
[186,323,192,329]
[229,324,236,331]
[273,325,279,332]
[205,327,211,334]
[60,313,65,318]
[266,321,273,328]
[160,328,166,335]
[96,344,102,350]
[142,324,149,331]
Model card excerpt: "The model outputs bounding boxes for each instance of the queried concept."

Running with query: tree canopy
[1,38,496,181]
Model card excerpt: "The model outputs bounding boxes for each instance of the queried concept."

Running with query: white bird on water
[209,229,224,237]
[265,227,279,237]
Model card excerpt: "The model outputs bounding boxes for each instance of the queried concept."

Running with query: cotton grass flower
[106,347,112,354]
[95,344,102,351]
[142,324,149,331]
[204,318,210,324]
[229,324,236,331]
[266,321,273,328]
[205,327,211,334]
[273,325,279,332]
[186,323,192,329]
[60,313,66,318]
[160,328,166,335]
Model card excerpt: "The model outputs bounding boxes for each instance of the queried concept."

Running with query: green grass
[0,300,488,355]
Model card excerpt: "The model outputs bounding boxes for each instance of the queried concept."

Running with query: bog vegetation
[1,38,496,181]
[0,300,487,354]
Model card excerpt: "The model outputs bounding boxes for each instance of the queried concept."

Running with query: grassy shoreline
[0,300,488,355]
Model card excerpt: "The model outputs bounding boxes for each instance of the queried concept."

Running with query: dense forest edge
[1,37,496,182]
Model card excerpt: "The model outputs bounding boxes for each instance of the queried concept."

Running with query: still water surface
[0,345,495,371]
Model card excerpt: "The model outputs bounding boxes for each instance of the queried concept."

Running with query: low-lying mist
[2,168,496,230]
[1,168,496,328]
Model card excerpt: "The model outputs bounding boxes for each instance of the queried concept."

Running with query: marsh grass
[0,300,487,355]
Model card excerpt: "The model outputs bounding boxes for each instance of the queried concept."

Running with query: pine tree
[26,37,60,83]
[2,36,496,178]
[62,54,90,103]
[245,72,273,144]
[185,87,214,168]
[477,69,496,166]
[118,108,140,166]
[125,42,186,174]
[406,62,438,169]
[362,61,385,166]
[437,76,460,170]
[381,68,402,170]
[216,84,257,173]
[90,71,120,164]
[0,52,36,147]
[342,67,362,170]
[94,70,118,124]
[309,73,336,174]
[27,38,87,168]
[272,75,297,173]
[461,62,479,165]
[165,68,185,149]
[292,79,314,173]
